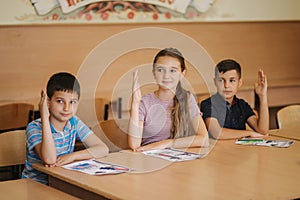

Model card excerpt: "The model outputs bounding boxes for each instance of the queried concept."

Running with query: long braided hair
[153,48,195,138]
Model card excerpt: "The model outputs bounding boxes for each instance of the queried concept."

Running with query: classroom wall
[0,21,299,127]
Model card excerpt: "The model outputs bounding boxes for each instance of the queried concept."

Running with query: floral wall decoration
[20,0,216,24]
[2,0,298,25]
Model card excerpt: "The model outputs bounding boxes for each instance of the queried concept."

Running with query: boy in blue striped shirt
[22,72,109,184]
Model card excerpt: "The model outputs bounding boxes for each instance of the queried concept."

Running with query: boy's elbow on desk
[257,128,269,135]
[255,124,269,135]
[42,157,57,166]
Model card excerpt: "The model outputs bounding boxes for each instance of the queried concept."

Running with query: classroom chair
[276,104,300,129]
[0,103,34,133]
[0,130,26,180]
[197,93,211,104]
[92,119,129,153]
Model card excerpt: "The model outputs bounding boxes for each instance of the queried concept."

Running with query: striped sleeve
[73,116,93,142]
[26,120,43,151]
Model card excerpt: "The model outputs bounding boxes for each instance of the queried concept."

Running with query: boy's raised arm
[34,90,57,166]
[250,69,269,134]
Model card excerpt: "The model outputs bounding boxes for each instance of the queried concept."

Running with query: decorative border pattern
[15,0,215,24]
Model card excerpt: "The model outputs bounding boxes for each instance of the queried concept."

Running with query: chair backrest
[92,119,129,152]
[0,103,34,132]
[277,105,300,129]
[0,130,26,167]
[197,93,211,104]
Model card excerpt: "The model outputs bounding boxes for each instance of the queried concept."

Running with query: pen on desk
[158,153,180,160]
[99,167,116,170]
[92,160,129,171]
[99,167,128,171]
[238,138,264,142]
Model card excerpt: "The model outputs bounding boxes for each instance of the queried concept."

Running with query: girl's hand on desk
[135,139,173,152]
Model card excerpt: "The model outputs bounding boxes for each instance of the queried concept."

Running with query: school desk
[0,178,79,200]
[269,124,300,141]
[33,136,300,200]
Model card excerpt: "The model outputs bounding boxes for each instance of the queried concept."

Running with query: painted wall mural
[21,0,215,24]
[1,0,299,25]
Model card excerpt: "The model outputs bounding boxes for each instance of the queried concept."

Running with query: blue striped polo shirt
[22,116,92,184]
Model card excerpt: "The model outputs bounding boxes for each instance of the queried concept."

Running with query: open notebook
[142,148,205,162]
[62,159,131,175]
[235,138,294,148]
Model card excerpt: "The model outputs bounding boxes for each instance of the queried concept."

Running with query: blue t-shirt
[22,116,92,184]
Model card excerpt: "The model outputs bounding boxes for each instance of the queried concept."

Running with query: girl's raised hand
[132,70,142,104]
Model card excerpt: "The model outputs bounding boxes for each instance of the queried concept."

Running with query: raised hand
[254,69,267,97]
[39,90,50,119]
[132,70,142,104]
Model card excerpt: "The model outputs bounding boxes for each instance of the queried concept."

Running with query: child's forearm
[54,134,109,166]
[215,128,252,139]
[173,134,209,148]
[38,90,57,165]
[207,119,253,139]
[73,145,108,161]
[128,102,143,150]
[40,117,57,165]
[257,95,269,133]
[213,126,268,139]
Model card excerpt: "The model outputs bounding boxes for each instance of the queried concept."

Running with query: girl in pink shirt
[128,48,209,152]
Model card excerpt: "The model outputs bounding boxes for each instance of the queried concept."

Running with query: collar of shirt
[49,116,76,133]
[214,93,237,107]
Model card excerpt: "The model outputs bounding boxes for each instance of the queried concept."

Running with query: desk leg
[48,176,108,200]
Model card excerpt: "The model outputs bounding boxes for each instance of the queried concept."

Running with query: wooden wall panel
[0,22,299,125]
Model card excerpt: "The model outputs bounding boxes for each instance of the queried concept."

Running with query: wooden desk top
[269,125,300,141]
[0,179,79,200]
[33,136,300,200]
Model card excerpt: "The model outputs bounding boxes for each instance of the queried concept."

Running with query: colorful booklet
[62,159,131,175]
[235,138,294,148]
[142,148,205,162]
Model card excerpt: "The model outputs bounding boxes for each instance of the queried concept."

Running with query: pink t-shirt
[139,92,200,145]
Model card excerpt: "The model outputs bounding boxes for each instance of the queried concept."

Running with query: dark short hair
[215,59,241,79]
[46,72,80,99]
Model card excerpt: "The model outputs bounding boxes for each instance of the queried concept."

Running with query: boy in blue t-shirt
[201,59,269,139]
[22,72,109,184]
